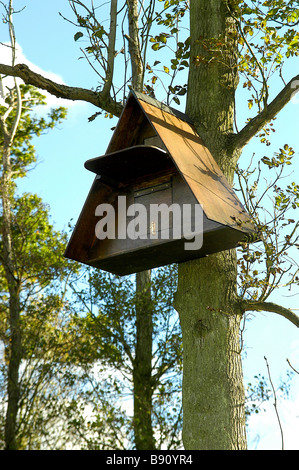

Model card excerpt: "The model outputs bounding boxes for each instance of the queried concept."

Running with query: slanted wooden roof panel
[137,96,253,232]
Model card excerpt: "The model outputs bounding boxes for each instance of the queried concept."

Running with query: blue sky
[1,0,298,450]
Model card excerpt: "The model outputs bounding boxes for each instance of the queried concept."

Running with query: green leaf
[152,43,160,51]
[74,31,83,41]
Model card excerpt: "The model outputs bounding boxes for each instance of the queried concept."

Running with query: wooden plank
[138,99,255,233]
[84,145,175,183]
[87,223,243,276]
[105,94,143,153]
[64,177,116,263]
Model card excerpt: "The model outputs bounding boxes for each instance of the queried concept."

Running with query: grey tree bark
[174,0,247,450]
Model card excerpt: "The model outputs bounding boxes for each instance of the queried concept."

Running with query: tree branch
[126,0,144,91]
[264,356,284,450]
[0,63,123,117]
[232,74,299,153]
[241,300,299,328]
[102,0,118,99]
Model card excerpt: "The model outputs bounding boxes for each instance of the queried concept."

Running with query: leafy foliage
[0,84,66,179]
[236,0,299,111]
[0,83,77,449]
[236,146,299,302]
[68,264,183,449]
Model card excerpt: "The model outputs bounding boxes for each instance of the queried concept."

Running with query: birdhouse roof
[85,90,254,233]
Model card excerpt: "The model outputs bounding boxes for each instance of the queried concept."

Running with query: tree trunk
[4,283,21,451]
[175,253,246,450]
[133,270,155,450]
[1,144,21,450]
[127,0,154,449]
[174,0,247,450]
[126,0,144,91]
[1,14,22,440]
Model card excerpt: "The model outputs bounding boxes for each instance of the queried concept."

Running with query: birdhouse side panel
[64,177,116,264]
[105,95,156,154]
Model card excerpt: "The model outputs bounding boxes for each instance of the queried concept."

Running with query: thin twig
[264,356,284,450]
[287,358,299,375]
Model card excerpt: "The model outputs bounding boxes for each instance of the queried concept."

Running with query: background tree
[67,263,182,449]
[0,0,298,450]
[0,1,78,448]
[62,0,189,449]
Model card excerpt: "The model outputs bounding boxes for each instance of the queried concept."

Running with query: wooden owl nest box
[65,91,256,275]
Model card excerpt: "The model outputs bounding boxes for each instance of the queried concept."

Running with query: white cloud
[247,390,299,450]
[0,42,87,111]
[289,339,299,366]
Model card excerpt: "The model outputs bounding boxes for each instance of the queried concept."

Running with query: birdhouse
[64,91,256,275]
